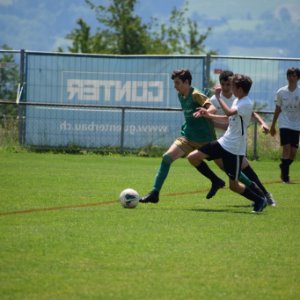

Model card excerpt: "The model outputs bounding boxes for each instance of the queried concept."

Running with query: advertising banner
[24,54,204,148]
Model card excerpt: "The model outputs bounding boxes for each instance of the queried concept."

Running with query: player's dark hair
[286,67,300,80]
[171,69,192,85]
[232,74,253,94]
[219,70,234,82]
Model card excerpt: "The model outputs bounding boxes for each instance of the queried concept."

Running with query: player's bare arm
[193,102,216,118]
[204,102,217,114]
[270,105,282,136]
[252,112,269,134]
[193,108,228,123]
[216,93,237,116]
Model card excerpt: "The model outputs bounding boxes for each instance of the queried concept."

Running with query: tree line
[0,0,214,119]
[59,0,215,55]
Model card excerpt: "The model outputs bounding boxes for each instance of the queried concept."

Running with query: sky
[1,0,300,57]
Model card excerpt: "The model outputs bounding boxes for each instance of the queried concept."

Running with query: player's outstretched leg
[196,161,225,199]
[140,153,173,204]
[241,186,267,213]
[206,178,226,199]
[242,165,276,206]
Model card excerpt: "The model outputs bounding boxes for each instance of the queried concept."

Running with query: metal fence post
[120,108,125,154]
[204,54,211,89]
[253,122,258,160]
[18,49,25,145]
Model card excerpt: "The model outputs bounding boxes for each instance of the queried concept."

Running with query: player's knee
[187,151,201,166]
[229,181,239,192]
[229,185,236,192]
[162,153,173,165]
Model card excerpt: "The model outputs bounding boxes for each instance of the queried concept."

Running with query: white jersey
[210,93,235,137]
[210,92,236,115]
[218,96,254,155]
[275,85,300,131]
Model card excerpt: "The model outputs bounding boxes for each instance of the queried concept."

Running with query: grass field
[0,152,299,300]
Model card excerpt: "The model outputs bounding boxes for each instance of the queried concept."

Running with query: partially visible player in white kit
[270,67,300,183]
[210,70,276,206]
[187,74,267,213]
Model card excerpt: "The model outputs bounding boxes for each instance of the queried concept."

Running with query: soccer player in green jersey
[140,69,225,203]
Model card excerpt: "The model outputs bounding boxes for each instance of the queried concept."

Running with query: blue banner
[24,53,204,148]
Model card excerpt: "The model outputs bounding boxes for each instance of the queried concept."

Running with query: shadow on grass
[187,207,253,215]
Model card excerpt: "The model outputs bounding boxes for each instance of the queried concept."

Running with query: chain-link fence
[0,50,299,158]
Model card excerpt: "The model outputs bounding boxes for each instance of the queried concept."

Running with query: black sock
[241,186,262,203]
[243,165,267,194]
[196,161,222,183]
[280,158,290,181]
[249,182,265,198]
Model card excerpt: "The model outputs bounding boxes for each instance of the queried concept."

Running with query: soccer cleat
[206,179,225,199]
[139,190,159,203]
[280,163,290,183]
[281,173,290,183]
[265,192,276,207]
[252,197,267,213]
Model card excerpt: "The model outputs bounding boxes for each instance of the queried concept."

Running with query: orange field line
[0,179,297,217]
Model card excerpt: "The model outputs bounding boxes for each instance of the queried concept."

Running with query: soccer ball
[119,188,140,208]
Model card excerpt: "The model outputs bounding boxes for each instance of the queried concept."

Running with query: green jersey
[178,87,216,142]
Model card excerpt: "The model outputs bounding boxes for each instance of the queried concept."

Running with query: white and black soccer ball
[119,188,140,208]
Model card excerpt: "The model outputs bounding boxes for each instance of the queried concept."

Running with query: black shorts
[280,128,300,148]
[199,141,244,180]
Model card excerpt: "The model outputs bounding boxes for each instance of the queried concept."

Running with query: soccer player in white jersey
[270,67,300,183]
[210,72,236,137]
[210,70,276,206]
[187,74,267,213]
